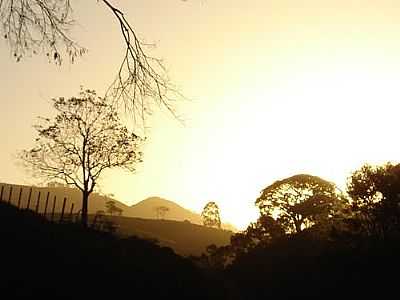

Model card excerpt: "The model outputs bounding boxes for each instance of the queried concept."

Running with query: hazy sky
[2,1,400,229]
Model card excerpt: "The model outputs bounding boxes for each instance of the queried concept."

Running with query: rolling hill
[127,196,237,231]
[0,182,235,255]
[128,196,203,223]
[0,182,236,230]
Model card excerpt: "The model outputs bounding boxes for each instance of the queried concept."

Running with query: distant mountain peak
[128,196,202,224]
[130,196,238,232]
[132,196,183,207]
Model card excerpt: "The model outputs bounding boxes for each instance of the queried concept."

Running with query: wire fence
[0,183,77,223]
[0,183,118,231]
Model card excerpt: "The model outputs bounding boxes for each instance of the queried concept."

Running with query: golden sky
[2,1,400,229]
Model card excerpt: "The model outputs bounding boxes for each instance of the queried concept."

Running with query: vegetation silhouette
[194,166,400,299]
[255,174,344,233]
[19,88,143,227]
[3,162,400,298]
[346,162,400,239]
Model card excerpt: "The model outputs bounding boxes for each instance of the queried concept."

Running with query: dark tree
[201,201,221,229]
[347,162,400,237]
[204,244,231,270]
[347,163,400,207]
[0,0,187,120]
[246,215,285,243]
[256,174,342,234]
[20,88,143,227]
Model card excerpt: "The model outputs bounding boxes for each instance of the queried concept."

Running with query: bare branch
[101,0,185,125]
[1,1,187,125]
[0,0,86,64]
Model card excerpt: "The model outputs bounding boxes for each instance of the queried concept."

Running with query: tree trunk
[294,219,302,233]
[81,190,89,228]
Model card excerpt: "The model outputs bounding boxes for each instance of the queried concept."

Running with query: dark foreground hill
[0,202,226,299]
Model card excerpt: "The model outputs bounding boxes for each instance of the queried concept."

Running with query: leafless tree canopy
[1,0,182,122]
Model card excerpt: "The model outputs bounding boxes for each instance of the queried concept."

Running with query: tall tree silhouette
[0,0,188,121]
[201,202,221,229]
[256,174,341,234]
[20,88,143,227]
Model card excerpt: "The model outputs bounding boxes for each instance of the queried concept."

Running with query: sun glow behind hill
[106,53,400,230]
[3,1,400,230]
[97,2,400,230]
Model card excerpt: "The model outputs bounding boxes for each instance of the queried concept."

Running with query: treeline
[194,162,400,299]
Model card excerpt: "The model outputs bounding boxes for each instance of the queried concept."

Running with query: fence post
[43,192,50,217]
[60,197,67,223]
[0,185,3,201]
[8,186,13,204]
[35,191,41,213]
[69,203,74,222]
[17,187,23,209]
[51,196,56,222]
[26,187,32,209]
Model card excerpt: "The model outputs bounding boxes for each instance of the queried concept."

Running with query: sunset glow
[2,1,400,229]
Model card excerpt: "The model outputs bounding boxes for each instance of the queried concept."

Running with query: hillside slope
[0,201,225,298]
[0,182,237,230]
[127,196,203,222]
[113,216,233,256]
[0,183,234,255]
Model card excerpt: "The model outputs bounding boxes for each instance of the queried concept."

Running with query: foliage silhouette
[346,162,400,239]
[192,166,400,299]
[256,174,343,233]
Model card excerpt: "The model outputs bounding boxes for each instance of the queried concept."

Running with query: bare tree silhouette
[20,88,143,227]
